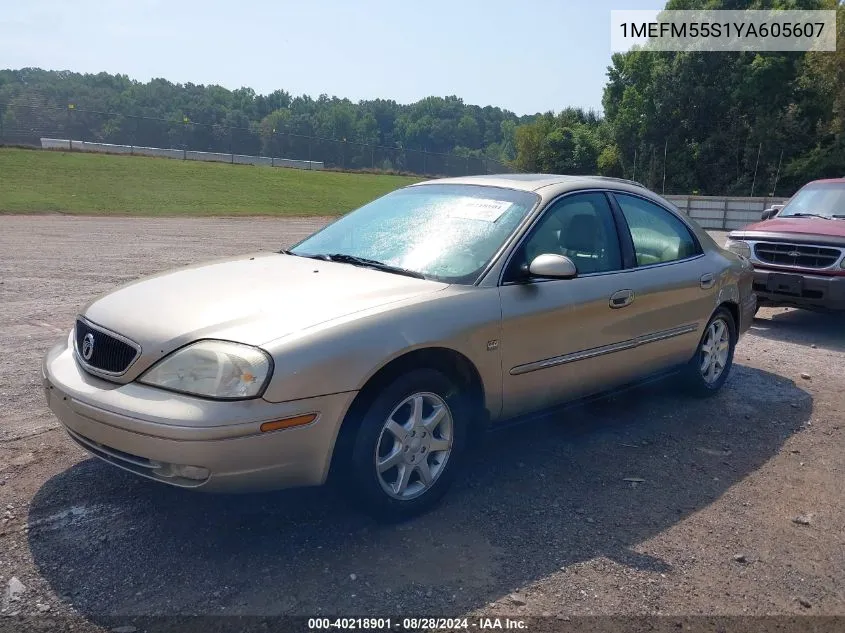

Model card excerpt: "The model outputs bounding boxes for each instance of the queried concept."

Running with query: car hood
[737,217,845,239]
[82,252,448,353]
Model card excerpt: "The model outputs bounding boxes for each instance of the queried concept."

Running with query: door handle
[700,273,716,289]
[609,289,634,309]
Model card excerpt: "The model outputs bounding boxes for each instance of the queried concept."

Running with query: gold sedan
[42,175,755,520]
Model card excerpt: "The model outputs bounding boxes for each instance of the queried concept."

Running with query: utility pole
[68,103,75,150]
[632,148,638,182]
[750,142,762,197]
[183,116,189,160]
[771,149,784,196]
[649,145,656,189]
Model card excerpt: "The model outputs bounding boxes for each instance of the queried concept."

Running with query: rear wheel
[348,369,468,521]
[682,307,736,397]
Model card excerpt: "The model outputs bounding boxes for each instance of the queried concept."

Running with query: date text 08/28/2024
[307,617,528,630]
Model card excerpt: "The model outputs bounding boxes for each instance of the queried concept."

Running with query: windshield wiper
[313,253,428,279]
[831,214,845,219]
[786,212,831,220]
[280,250,327,260]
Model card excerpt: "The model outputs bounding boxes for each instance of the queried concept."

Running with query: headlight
[139,340,272,400]
[724,238,751,259]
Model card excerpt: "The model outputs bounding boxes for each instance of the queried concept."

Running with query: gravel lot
[1,216,843,630]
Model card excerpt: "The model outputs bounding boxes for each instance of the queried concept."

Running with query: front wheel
[682,307,737,397]
[348,369,468,521]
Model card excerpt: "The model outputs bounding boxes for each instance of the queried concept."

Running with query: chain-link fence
[0,102,516,177]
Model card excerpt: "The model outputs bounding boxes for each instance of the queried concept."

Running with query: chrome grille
[74,318,140,375]
[753,242,841,269]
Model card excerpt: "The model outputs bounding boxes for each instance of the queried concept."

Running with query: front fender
[260,287,504,417]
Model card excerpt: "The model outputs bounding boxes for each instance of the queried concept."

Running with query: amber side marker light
[260,414,317,433]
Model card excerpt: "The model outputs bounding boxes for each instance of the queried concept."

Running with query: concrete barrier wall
[75,141,134,155]
[273,157,322,169]
[40,138,323,170]
[666,195,789,230]
[40,138,71,150]
[132,145,183,159]
[233,154,273,167]
[185,150,228,163]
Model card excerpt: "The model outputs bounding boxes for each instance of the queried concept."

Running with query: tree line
[1,0,842,193]
[516,0,844,195]
[0,68,528,171]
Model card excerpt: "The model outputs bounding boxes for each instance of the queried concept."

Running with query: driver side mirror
[761,204,784,220]
[528,254,577,279]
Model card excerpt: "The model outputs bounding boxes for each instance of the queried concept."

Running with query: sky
[1,0,667,116]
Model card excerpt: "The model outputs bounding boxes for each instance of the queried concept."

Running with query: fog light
[153,463,210,481]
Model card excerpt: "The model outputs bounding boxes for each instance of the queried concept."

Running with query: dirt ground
[0,216,843,631]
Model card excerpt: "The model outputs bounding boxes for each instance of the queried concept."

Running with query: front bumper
[42,336,357,492]
[752,268,845,312]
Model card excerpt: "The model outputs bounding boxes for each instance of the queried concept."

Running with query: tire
[682,307,737,397]
[348,368,469,522]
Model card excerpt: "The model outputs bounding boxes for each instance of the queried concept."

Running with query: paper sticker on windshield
[450,198,512,222]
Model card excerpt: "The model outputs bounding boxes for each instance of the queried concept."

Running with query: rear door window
[613,194,701,266]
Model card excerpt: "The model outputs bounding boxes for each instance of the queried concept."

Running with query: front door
[498,191,634,418]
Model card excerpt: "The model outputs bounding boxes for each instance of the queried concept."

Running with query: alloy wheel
[700,318,730,384]
[374,392,454,500]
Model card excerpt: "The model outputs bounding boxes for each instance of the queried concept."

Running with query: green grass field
[0,148,422,216]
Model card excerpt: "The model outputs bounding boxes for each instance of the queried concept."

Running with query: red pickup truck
[725,178,845,313]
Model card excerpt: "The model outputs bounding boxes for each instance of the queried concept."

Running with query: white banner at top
[610,10,837,53]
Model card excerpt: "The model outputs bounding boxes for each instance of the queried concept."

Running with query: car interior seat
[629,227,681,265]
[559,213,604,273]
[524,214,565,265]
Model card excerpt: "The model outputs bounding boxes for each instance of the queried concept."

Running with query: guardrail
[40,138,324,170]
[666,195,789,230]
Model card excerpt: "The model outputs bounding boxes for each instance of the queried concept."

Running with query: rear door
[605,191,718,374]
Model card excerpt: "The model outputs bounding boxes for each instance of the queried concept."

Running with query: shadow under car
[27,364,810,623]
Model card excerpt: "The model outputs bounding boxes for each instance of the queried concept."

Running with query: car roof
[409,173,650,194]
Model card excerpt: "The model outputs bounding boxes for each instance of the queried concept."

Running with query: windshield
[289,184,539,283]
[779,182,845,219]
